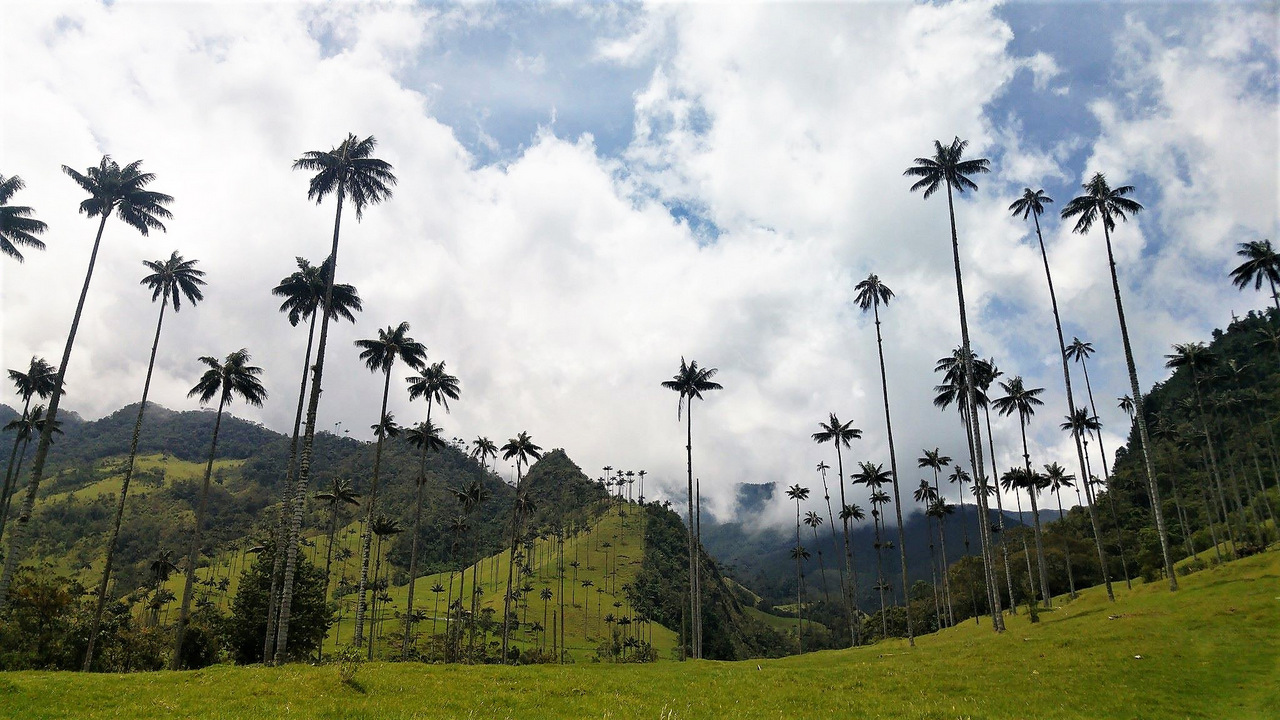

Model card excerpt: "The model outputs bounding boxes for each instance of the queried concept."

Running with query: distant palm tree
[471,437,498,471]
[992,376,1052,607]
[0,173,48,261]
[171,349,267,668]
[905,137,1003,631]
[803,511,829,603]
[927,497,957,625]
[1061,172,1175,591]
[854,462,894,635]
[84,251,206,670]
[660,357,722,660]
[785,484,810,649]
[1044,462,1078,598]
[540,587,554,650]
[1064,339,1112,478]
[402,420,446,656]
[350,322,426,650]
[500,431,543,662]
[1118,395,1135,419]
[1061,407,1115,601]
[275,135,396,663]
[0,357,57,538]
[316,478,360,593]
[2,405,63,526]
[368,515,403,660]
[788,544,811,651]
[914,480,944,628]
[430,582,446,635]
[263,257,362,664]
[812,413,863,645]
[855,273,914,645]
[1,156,173,608]
[1229,239,1280,312]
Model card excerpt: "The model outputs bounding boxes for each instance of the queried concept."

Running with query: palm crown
[271,257,362,327]
[854,273,894,311]
[992,375,1044,423]
[470,437,498,464]
[785,484,810,502]
[406,361,461,411]
[1165,342,1216,376]
[292,134,396,219]
[1060,172,1143,234]
[501,431,543,469]
[188,349,267,407]
[405,420,446,455]
[356,322,427,375]
[9,357,58,403]
[1009,187,1053,220]
[904,137,991,198]
[660,357,722,418]
[1229,239,1279,300]
[1061,407,1101,438]
[0,174,48,261]
[1064,337,1095,364]
[141,251,205,311]
[1043,462,1075,491]
[812,413,861,447]
[316,478,360,509]
[917,448,951,472]
[62,156,173,234]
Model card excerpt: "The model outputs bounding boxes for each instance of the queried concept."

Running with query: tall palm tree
[1061,407,1116,600]
[0,173,48,261]
[274,135,396,661]
[367,514,403,659]
[1064,339,1112,478]
[349,322,426,650]
[171,349,267,668]
[400,420,446,657]
[500,431,543,662]
[84,251,205,670]
[471,437,498,471]
[853,462,894,635]
[785,484,810,649]
[263,257,361,664]
[1061,172,1175,590]
[401,360,460,656]
[2,405,63,529]
[802,510,829,603]
[855,273,914,644]
[972,357,1020,617]
[913,479,945,628]
[812,413,863,645]
[927,497,957,626]
[1229,239,1280,312]
[660,357,722,660]
[992,376,1052,606]
[1043,462,1077,598]
[315,478,360,593]
[1,157,173,608]
[905,137,1003,631]
[0,357,57,538]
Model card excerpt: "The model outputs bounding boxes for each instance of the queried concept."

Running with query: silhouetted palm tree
[1043,462,1078,598]
[1230,239,1280,312]
[275,135,396,662]
[471,437,498,471]
[905,137,1003,631]
[1,156,173,608]
[0,357,57,538]
[2,406,62,531]
[785,483,810,649]
[660,357,722,659]
[0,173,47,261]
[500,431,543,662]
[993,376,1052,607]
[368,514,403,659]
[316,477,360,593]
[802,511,829,603]
[813,413,863,645]
[84,251,205,670]
[171,349,267,668]
[1061,172,1175,590]
[1061,407,1115,601]
[854,462,894,635]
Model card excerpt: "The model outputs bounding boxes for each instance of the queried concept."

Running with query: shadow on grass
[342,679,368,694]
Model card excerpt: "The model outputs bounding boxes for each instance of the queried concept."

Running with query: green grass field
[4,547,1274,719]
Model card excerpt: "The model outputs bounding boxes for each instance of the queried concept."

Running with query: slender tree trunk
[695,478,703,658]
[834,444,861,645]
[170,392,228,669]
[933,469,956,626]
[795,498,803,653]
[818,469,851,643]
[872,302,914,645]
[403,399,435,657]
[318,501,339,661]
[811,526,830,603]
[873,515,887,638]
[0,213,110,608]
[0,396,33,540]
[368,534,384,660]
[1191,377,1242,555]
[84,298,170,670]
[958,404,993,625]
[1080,359,1134,589]
[1018,421,1053,607]
[926,517,942,629]
[501,462,523,662]
[1100,221,1176,589]
[264,310,316,664]
[1054,489,1077,598]
[943,183,1003,631]
[684,405,698,659]
[1010,484,1036,606]
[352,368,393,649]
[1198,477,1223,562]
[983,406,1019,614]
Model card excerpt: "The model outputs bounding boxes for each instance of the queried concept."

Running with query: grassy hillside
[3,549,1274,719]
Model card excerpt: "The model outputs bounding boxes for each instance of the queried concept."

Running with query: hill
[3,548,1274,718]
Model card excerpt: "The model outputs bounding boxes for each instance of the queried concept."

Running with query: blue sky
[2,1,1277,526]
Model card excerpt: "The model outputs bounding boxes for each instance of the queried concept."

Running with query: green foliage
[336,644,363,685]
[227,544,331,664]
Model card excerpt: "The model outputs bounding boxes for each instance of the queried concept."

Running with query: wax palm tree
[812,413,863,644]
[971,357,1019,617]
[785,483,810,645]
[350,322,427,650]
[802,511,829,603]
[316,478,360,593]
[1230,239,1280,312]
[660,357,721,659]
[914,479,946,627]
[0,173,47,261]
[471,437,498,471]
[1061,407,1115,601]
[1,157,173,608]
[274,135,396,661]
[263,257,362,663]
[788,544,811,652]
[1043,462,1078,598]
[171,349,266,668]
[1064,339,1112,476]
[855,273,914,644]
[367,515,403,659]
[905,137,1003,630]
[855,462,895,635]
[500,431,543,662]
[429,582,446,635]
[992,376,1052,606]
[83,252,206,669]
[0,357,57,538]
[927,497,956,625]
[1061,173,1175,590]
[1,406,62,525]
[947,466,973,555]
[401,420,446,656]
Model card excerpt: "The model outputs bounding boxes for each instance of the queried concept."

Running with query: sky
[1,0,1277,529]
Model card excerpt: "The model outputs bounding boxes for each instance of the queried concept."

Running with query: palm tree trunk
[943,182,1003,631]
[834,444,861,645]
[873,517,887,637]
[1191,378,1241,554]
[0,396,33,542]
[925,518,942,629]
[817,469,849,641]
[1054,489,1077,598]
[0,213,110,609]
[84,298,169,670]
[1100,220,1176,589]
[403,399,434,658]
[265,310,317,663]
[352,368,393,650]
[501,462,523,663]
[368,534,384,660]
[811,527,830,603]
[1082,359,1134,589]
[170,391,228,669]
[958,404,993,625]
[684,405,697,659]
[318,501,338,661]
[873,302,914,645]
[695,478,703,658]
[1018,422,1053,607]
[795,499,803,653]
[933,469,956,626]
[273,185,346,662]
[983,406,1019,614]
